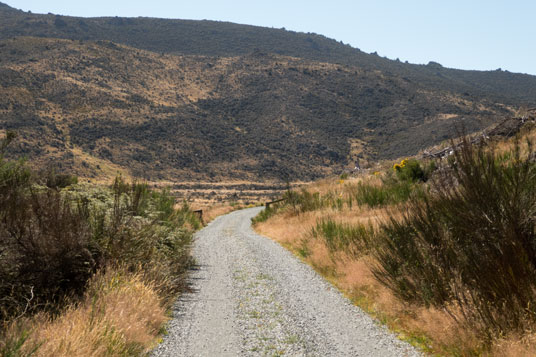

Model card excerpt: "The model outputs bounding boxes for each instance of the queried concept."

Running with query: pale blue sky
[5,1,536,75]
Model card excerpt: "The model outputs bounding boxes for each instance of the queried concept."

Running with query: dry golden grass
[254,169,536,355]
[189,201,264,224]
[195,203,238,223]
[4,269,168,357]
[493,122,536,158]
[491,332,536,357]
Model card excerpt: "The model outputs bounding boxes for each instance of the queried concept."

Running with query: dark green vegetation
[374,137,536,337]
[0,2,535,181]
[0,132,200,323]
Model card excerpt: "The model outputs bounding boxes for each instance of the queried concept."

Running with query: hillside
[1,2,536,105]
[0,36,519,181]
[1,2,536,181]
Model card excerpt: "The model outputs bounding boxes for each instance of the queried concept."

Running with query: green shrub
[152,188,175,221]
[0,189,96,318]
[78,181,199,296]
[394,159,426,182]
[0,134,92,320]
[373,137,536,335]
[44,169,78,189]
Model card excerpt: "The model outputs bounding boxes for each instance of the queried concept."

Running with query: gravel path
[152,207,421,356]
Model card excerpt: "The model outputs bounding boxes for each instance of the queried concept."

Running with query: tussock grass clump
[284,188,328,213]
[312,218,374,258]
[252,188,334,223]
[373,137,536,336]
[264,177,423,217]
[267,167,427,216]
[350,180,418,207]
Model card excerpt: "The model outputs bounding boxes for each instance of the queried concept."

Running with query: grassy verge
[3,269,167,356]
[254,124,536,356]
[0,132,201,356]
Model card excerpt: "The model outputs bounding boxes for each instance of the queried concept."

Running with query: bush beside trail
[0,132,201,356]
[374,137,536,336]
[253,125,536,355]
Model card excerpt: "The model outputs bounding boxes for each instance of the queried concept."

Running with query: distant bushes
[44,169,78,189]
[348,159,433,208]
[373,138,536,335]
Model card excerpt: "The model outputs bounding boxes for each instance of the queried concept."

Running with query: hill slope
[1,3,535,181]
[0,37,517,181]
[1,2,536,104]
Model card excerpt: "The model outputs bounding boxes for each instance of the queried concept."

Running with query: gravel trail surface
[152,207,421,356]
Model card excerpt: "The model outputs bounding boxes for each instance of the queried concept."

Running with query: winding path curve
[152,207,420,356]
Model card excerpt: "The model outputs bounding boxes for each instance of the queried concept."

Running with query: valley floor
[152,207,419,356]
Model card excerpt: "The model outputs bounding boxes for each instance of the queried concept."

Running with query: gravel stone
[152,207,422,356]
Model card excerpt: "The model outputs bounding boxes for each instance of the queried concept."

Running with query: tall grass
[311,218,374,258]
[373,137,536,336]
[251,205,277,224]
[284,188,327,213]
[2,269,167,357]
[349,180,420,207]
[252,188,333,223]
